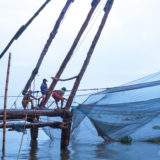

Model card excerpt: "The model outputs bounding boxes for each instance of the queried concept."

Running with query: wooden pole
[0,0,51,59]
[23,0,74,95]
[0,108,72,117]
[2,53,11,156]
[30,116,39,140]
[41,0,101,107]
[0,121,65,129]
[31,126,38,140]
[60,110,72,150]
[65,0,114,110]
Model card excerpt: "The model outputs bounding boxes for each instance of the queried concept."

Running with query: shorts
[52,92,63,102]
[42,94,46,98]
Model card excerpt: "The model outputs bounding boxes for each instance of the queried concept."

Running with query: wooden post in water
[31,126,39,140]
[60,110,72,150]
[2,53,11,156]
[30,116,39,140]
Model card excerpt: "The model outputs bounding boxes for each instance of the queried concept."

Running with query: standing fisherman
[40,78,48,106]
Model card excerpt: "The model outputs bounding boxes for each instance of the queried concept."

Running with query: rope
[73,0,106,54]
[0,87,107,98]
[9,91,22,110]
[17,108,28,160]
[47,100,55,108]
[32,78,39,107]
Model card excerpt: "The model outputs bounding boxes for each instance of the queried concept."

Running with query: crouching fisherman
[22,90,37,109]
[52,87,67,110]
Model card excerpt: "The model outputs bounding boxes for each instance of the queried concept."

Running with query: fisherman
[22,90,37,109]
[40,78,48,105]
[52,87,67,109]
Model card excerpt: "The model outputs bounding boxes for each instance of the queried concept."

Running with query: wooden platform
[0,107,73,150]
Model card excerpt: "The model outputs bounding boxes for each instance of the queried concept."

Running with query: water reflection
[60,149,70,160]
[71,140,160,160]
[1,130,160,160]
[1,155,5,160]
[29,140,38,160]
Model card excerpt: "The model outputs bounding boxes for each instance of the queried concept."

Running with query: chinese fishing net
[72,71,160,142]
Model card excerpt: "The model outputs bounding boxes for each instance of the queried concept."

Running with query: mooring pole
[2,53,11,156]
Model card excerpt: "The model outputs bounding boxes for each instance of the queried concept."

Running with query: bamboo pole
[2,53,11,156]
[65,0,114,110]
[23,0,74,95]
[41,0,101,107]
[0,0,51,59]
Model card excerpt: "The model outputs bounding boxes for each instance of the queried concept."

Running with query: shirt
[40,82,48,95]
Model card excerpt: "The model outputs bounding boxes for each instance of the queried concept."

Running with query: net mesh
[72,71,160,141]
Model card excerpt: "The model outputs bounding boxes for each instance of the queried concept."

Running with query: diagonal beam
[23,0,74,95]
[0,0,51,59]
[65,0,115,110]
[40,0,101,106]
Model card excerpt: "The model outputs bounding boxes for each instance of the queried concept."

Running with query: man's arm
[30,95,37,100]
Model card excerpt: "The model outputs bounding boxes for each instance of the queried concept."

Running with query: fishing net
[72,71,160,142]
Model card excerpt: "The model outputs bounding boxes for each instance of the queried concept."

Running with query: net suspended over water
[72,71,160,142]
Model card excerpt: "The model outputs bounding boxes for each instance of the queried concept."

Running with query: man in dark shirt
[40,78,48,105]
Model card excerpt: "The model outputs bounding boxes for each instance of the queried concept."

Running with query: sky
[0,0,160,107]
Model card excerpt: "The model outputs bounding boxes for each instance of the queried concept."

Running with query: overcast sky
[0,0,160,107]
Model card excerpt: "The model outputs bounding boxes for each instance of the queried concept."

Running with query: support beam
[40,0,101,106]
[0,115,26,121]
[0,121,65,129]
[0,109,72,117]
[65,0,114,110]
[0,0,51,59]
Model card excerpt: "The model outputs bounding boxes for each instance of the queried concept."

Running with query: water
[1,130,160,160]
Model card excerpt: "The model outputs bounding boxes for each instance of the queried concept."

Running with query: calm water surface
[0,130,160,160]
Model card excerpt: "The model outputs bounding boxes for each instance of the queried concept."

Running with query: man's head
[43,78,48,83]
[61,87,66,91]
